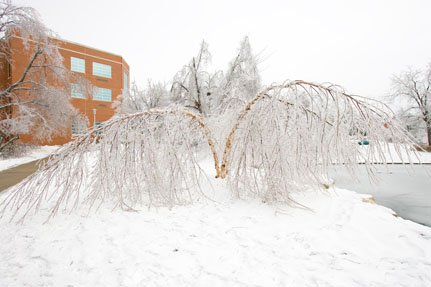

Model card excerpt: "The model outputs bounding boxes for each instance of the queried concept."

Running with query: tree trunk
[421,110,431,146]
[192,58,202,115]
[427,123,431,146]
[424,111,431,146]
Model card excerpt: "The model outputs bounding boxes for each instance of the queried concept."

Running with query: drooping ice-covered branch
[0,81,420,221]
[0,109,217,222]
[221,81,418,202]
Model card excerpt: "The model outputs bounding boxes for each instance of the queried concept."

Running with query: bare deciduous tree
[389,62,431,145]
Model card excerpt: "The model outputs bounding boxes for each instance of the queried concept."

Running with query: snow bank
[0,186,430,286]
[0,146,58,172]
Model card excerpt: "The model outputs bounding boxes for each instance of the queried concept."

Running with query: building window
[71,84,85,99]
[71,57,85,73]
[7,62,11,78]
[93,87,112,102]
[123,72,128,91]
[71,121,86,135]
[94,121,104,134]
[93,62,111,78]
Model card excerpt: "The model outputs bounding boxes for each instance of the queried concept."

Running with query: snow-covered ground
[0,155,430,286]
[0,145,58,171]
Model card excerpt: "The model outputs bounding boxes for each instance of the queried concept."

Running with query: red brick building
[1,34,129,145]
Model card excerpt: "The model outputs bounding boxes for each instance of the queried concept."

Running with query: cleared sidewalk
[0,158,46,192]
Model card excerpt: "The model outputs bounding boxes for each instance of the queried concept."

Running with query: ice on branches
[221,81,419,202]
[0,110,214,222]
[0,81,420,221]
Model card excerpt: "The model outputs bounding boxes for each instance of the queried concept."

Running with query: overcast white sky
[15,0,431,99]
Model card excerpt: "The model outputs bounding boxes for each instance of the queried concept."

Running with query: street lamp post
[92,108,97,129]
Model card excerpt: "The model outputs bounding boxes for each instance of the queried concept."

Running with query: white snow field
[0,157,430,287]
[0,145,58,171]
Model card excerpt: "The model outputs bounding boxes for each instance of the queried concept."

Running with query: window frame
[94,121,104,134]
[93,62,112,78]
[70,57,86,73]
[123,72,128,91]
[93,87,112,102]
[71,84,86,99]
[71,120,87,136]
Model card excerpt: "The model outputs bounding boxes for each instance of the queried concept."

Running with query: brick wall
[3,35,129,145]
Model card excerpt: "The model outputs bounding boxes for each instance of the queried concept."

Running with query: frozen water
[330,164,431,226]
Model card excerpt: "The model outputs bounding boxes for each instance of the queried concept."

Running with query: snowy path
[0,188,430,287]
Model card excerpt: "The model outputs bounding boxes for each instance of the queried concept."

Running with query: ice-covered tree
[115,80,170,115]
[220,81,417,200]
[0,0,87,154]
[117,37,261,119]
[394,108,425,144]
[389,62,431,145]
[0,79,418,222]
[170,40,214,116]
[218,36,261,113]
[170,37,261,117]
